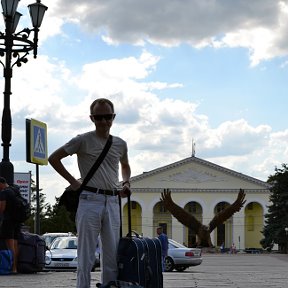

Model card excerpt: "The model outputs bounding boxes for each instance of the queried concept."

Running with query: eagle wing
[208,189,246,232]
[160,189,203,233]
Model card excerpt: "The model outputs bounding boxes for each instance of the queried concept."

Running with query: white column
[142,208,153,237]
[205,209,215,246]
[233,210,245,250]
[171,217,183,244]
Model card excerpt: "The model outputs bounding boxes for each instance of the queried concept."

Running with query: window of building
[188,202,197,213]
[131,201,137,209]
[159,202,167,213]
[217,202,227,213]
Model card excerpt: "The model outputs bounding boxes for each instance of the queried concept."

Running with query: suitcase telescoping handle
[119,194,132,238]
[127,194,132,237]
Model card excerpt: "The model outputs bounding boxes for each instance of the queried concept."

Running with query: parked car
[45,236,100,271]
[244,247,263,254]
[165,239,202,272]
[42,232,74,249]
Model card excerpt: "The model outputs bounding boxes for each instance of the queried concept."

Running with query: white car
[42,232,74,249]
[45,236,100,271]
[165,239,202,272]
[45,236,78,270]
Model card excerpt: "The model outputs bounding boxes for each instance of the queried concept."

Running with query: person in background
[48,98,131,288]
[0,177,20,273]
[220,242,225,253]
[230,242,237,254]
[157,226,169,272]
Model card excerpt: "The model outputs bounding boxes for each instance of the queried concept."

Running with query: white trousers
[76,192,120,288]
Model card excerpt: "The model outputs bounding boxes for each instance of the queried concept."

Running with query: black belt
[83,186,119,196]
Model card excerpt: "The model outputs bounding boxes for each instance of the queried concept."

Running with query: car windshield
[42,233,74,247]
[51,238,78,249]
[44,236,55,247]
[168,239,186,249]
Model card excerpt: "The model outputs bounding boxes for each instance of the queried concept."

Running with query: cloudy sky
[0,0,287,204]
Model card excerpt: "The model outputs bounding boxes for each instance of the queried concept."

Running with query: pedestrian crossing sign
[26,118,48,165]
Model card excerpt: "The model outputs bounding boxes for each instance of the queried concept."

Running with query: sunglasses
[91,114,116,121]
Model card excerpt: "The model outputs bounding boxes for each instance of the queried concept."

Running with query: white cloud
[47,0,287,66]
[214,1,288,66]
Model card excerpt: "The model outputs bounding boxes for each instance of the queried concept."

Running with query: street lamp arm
[0,28,35,52]
[0,29,36,69]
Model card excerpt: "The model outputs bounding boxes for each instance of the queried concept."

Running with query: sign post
[26,119,48,234]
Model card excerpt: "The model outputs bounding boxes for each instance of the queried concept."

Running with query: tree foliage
[25,179,76,234]
[261,164,288,252]
[40,199,76,233]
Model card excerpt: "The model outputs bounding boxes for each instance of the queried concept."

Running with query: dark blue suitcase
[117,196,163,288]
[97,280,144,287]
[17,232,46,273]
[142,237,162,287]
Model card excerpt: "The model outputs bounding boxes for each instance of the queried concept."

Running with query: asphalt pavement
[0,253,288,287]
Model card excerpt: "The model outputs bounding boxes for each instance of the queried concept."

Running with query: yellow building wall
[123,202,142,236]
[245,202,263,248]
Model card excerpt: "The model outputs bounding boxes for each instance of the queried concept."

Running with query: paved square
[0,253,287,287]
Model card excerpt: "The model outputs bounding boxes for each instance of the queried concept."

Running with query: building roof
[130,156,270,191]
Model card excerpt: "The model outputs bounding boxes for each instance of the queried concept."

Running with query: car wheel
[175,266,187,272]
[165,257,174,272]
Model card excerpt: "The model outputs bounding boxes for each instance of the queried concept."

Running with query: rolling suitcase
[17,232,46,273]
[97,280,144,287]
[117,195,163,288]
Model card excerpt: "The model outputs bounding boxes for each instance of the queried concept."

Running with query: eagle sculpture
[160,188,246,247]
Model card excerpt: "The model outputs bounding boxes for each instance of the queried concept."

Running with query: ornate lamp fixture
[0,0,47,184]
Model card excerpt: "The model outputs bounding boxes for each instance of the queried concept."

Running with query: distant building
[122,156,270,249]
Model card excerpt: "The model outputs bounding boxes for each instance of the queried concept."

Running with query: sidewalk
[0,254,287,287]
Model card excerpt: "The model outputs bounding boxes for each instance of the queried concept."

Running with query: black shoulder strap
[80,135,113,190]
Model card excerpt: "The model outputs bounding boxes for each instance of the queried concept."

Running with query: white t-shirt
[63,131,128,190]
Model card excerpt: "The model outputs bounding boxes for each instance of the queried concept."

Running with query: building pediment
[159,168,225,184]
[130,156,270,190]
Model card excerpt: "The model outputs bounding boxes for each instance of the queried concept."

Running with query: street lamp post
[0,0,47,184]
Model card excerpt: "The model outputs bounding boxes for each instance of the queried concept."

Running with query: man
[0,177,20,273]
[49,98,131,288]
[157,226,169,272]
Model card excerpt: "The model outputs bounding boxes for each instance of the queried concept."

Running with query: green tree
[261,164,288,253]
[25,179,76,234]
[24,178,50,233]
[41,197,76,233]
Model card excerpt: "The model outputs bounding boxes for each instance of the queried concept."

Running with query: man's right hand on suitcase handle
[119,184,131,198]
